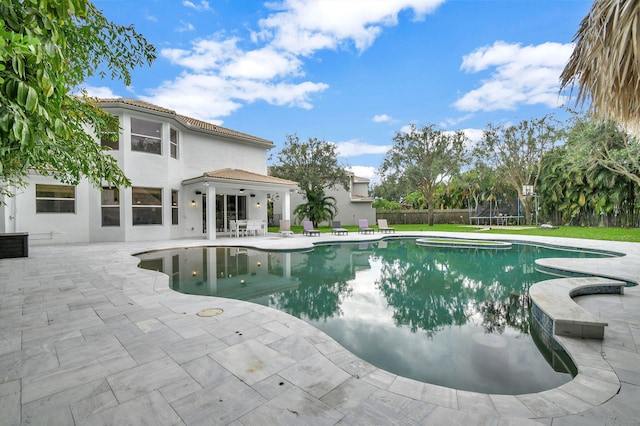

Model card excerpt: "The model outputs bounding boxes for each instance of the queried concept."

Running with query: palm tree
[560,1,640,134]
[293,187,337,227]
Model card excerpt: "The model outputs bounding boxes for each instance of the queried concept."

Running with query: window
[101,187,120,226]
[100,117,119,150]
[132,187,162,225]
[36,184,75,213]
[171,190,179,225]
[131,118,162,154]
[170,127,179,159]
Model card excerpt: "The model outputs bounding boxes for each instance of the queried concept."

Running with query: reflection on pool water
[136,239,611,394]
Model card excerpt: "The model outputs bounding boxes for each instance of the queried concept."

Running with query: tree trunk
[520,196,533,225]
[428,201,435,226]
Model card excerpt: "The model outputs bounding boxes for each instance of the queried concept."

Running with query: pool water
[136,239,610,394]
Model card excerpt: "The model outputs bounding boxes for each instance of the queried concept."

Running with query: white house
[0,98,298,245]
[272,172,375,227]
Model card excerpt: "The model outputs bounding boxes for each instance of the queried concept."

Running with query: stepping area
[530,277,626,339]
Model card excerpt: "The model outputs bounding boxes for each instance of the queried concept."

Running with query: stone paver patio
[1,231,639,425]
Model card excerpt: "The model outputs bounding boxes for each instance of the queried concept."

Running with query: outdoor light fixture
[256,202,261,208]
[239,188,245,193]
[191,270,198,277]
[190,200,197,207]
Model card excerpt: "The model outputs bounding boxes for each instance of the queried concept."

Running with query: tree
[560,0,640,135]
[474,116,561,225]
[449,162,496,216]
[270,134,351,226]
[293,187,337,227]
[380,124,469,226]
[538,129,639,227]
[567,116,640,188]
[371,198,402,211]
[1,0,156,195]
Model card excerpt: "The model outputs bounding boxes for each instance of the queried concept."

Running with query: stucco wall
[3,103,272,245]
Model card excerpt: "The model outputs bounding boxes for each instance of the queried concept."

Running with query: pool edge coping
[125,231,640,419]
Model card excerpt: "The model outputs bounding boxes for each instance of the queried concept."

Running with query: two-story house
[272,172,375,227]
[0,98,298,245]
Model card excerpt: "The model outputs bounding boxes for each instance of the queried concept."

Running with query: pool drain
[197,308,224,317]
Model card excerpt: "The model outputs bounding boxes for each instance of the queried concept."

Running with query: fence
[376,209,471,225]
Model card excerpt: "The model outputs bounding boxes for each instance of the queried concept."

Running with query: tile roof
[202,169,298,186]
[97,98,274,147]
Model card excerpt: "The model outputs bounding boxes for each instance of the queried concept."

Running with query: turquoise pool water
[136,239,611,394]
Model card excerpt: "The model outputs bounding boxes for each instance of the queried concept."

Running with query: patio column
[283,191,291,221]
[206,185,216,240]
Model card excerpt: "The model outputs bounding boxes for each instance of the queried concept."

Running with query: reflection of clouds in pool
[472,332,508,348]
[337,259,396,326]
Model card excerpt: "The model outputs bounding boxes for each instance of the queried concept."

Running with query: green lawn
[268,223,640,242]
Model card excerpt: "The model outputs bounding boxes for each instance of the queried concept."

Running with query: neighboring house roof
[352,175,370,183]
[184,168,298,187]
[98,98,274,148]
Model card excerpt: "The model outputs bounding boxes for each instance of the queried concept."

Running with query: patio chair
[245,220,263,236]
[377,219,395,234]
[358,219,374,234]
[303,220,320,236]
[229,220,240,237]
[332,221,348,235]
[278,219,294,237]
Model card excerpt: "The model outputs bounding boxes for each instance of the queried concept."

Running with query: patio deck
[1,232,639,425]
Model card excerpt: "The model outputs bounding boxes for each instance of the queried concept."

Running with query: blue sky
[86,0,592,182]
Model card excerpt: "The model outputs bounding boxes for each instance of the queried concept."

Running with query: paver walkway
[1,232,639,425]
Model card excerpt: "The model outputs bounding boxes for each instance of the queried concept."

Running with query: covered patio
[182,168,298,240]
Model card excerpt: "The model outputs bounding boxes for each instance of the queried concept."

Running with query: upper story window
[100,117,119,150]
[170,127,179,159]
[131,118,162,155]
[132,187,162,225]
[36,184,75,213]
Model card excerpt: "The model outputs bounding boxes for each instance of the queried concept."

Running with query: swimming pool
[136,238,612,394]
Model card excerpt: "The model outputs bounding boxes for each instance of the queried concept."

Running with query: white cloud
[150,0,444,121]
[454,41,573,112]
[259,0,445,55]
[162,38,242,72]
[222,48,303,80]
[333,139,390,157]
[183,0,211,12]
[373,114,392,123]
[176,21,195,33]
[440,113,474,128]
[144,12,158,23]
[348,166,379,182]
[142,73,327,122]
[460,128,484,144]
[399,124,414,134]
[81,86,120,98]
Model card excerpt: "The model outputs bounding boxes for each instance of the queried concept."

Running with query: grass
[268,223,640,242]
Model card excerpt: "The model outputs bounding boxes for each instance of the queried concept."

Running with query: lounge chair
[358,219,374,234]
[332,221,348,235]
[377,219,395,234]
[278,219,294,237]
[303,220,320,236]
